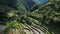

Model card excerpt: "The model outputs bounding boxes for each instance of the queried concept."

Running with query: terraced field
[0,24,44,34]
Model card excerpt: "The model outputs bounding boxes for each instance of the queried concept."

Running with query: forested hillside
[0,0,60,34]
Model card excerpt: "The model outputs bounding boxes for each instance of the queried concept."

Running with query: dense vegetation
[0,0,60,34]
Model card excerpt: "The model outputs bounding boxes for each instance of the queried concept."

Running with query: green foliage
[4,20,24,34]
[28,1,60,34]
[0,5,16,25]
[0,0,60,34]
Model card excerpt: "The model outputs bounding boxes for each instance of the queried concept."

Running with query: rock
[0,25,4,34]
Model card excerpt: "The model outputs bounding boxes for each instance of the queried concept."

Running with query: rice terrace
[0,0,60,34]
